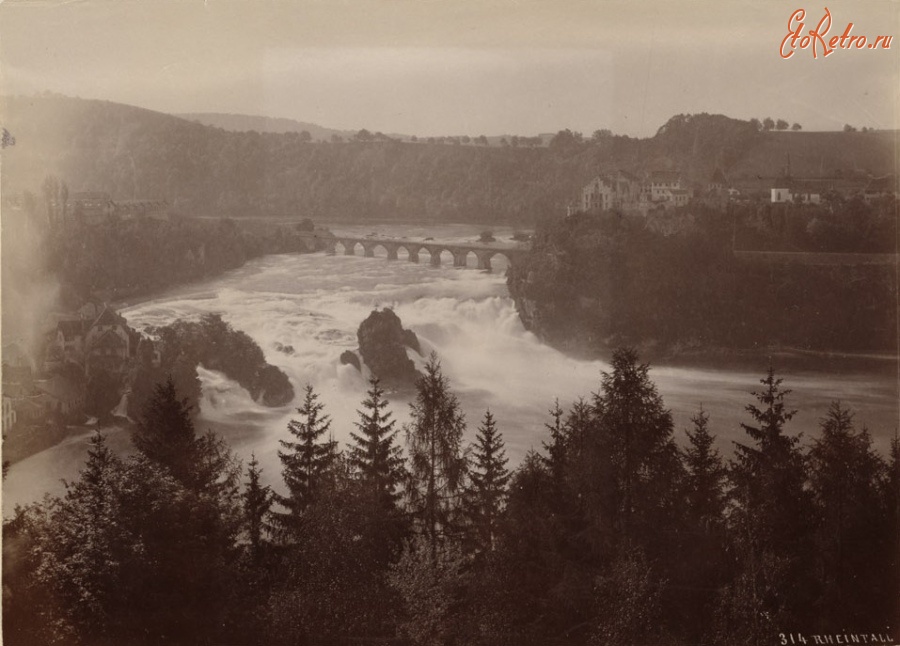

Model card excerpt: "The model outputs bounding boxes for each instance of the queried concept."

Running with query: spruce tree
[590,348,681,554]
[348,376,406,510]
[243,454,273,563]
[679,408,728,641]
[406,352,467,559]
[808,402,888,629]
[724,367,815,637]
[277,384,338,529]
[682,407,727,529]
[34,432,130,644]
[730,367,811,556]
[132,376,198,486]
[542,398,567,486]
[465,410,510,552]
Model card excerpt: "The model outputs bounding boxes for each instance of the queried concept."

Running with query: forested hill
[176,112,358,142]
[1,94,895,223]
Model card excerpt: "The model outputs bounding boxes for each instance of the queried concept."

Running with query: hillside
[1,95,895,223]
[176,112,358,142]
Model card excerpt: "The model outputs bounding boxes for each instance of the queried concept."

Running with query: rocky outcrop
[251,365,296,407]
[340,350,361,370]
[357,309,421,388]
[128,314,295,417]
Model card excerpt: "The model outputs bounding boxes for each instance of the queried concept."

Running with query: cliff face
[507,209,898,357]
[356,309,421,388]
[507,248,607,355]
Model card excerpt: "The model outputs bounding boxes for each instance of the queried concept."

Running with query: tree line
[6,96,895,226]
[3,349,898,645]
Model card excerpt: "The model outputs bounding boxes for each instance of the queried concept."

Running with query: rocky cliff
[355,309,421,388]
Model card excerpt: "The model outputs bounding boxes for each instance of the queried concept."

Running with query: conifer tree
[542,398,567,486]
[34,432,130,644]
[590,348,681,553]
[730,367,811,556]
[465,410,510,552]
[406,352,467,559]
[886,434,900,629]
[277,384,338,529]
[243,454,273,563]
[724,367,815,637]
[808,402,888,629]
[132,376,198,486]
[349,376,406,509]
[682,407,727,529]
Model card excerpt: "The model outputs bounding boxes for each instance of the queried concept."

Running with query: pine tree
[542,398,567,486]
[465,410,510,552]
[682,407,727,529]
[679,408,729,642]
[406,352,467,559]
[348,376,406,510]
[590,348,681,553]
[725,367,815,637]
[808,402,888,629]
[730,367,811,556]
[886,434,900,629]
[277,384,338,529]
[243,454,273,563]
[34,432,130,644]
[132,376,198,487]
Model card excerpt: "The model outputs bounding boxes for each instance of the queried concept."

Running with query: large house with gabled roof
[52,303,133,375]
[581,169,690,214]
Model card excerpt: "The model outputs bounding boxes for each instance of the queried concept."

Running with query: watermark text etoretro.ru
[780,8,892,59]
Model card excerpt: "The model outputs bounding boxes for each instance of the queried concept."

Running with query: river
[4,223,898,513]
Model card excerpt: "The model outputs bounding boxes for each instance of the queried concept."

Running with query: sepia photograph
[1,1,898,644]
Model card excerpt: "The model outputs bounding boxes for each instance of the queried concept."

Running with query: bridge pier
[476,252,492,272]
[364,244,375,258]
[453,251,467,267]
[430,252,442,267]
[343,242,355,256]
[408,250,419,263]
[386,245,398,260]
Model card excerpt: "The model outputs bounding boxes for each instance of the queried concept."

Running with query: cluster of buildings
[770,174,897,205]
[67,191,169,225]
[579,168,897,215]
[580,170,693,215]
[1,191,169,226]
[2,303,145,438]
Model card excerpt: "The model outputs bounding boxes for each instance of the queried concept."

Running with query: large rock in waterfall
[357,308,421,388]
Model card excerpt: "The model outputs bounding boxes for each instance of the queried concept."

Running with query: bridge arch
[427,247,455,267]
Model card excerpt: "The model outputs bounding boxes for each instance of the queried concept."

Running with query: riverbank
[541,334,900,378]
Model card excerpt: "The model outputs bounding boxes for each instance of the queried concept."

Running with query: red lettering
[809,8,834,58]
[781,9,806,58]
[839,22,854,47]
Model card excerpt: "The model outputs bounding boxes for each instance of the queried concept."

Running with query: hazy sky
[1,0,898,137]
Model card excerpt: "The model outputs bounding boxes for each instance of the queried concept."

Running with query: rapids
[3,223,898,512]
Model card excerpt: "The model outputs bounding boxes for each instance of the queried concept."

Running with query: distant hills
[1,94,895,224]
[176,112,359,142]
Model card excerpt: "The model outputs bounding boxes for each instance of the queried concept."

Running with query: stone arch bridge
[327,236,529,272]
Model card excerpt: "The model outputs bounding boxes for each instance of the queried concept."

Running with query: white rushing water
[4,223,898,512]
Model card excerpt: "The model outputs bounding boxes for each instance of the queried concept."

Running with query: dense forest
[6,188,325,306]
[508,201,898,356]
[3,348,898,645]
[1,95,895,223]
